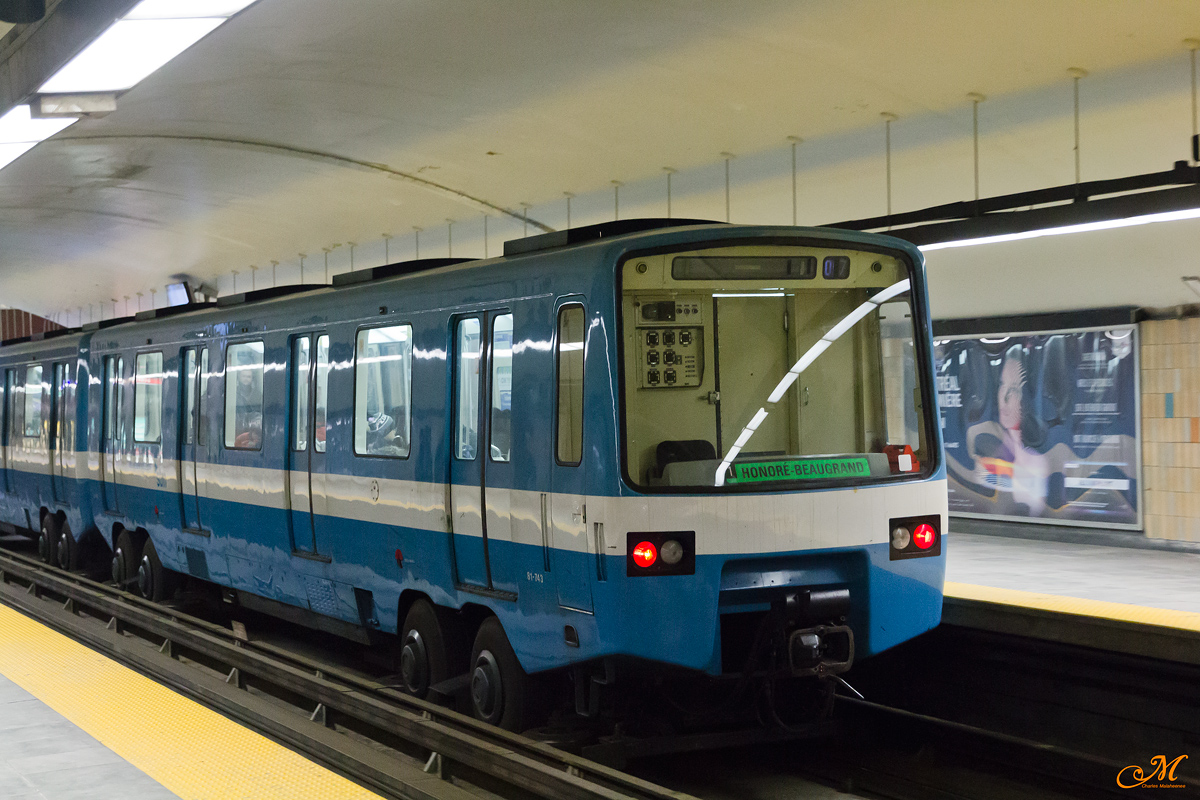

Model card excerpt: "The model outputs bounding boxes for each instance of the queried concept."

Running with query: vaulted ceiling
[2,0,1199,321]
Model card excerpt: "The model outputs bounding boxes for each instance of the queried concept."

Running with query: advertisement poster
[935,327,1140,528]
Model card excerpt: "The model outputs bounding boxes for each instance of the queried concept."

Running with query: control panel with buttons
[638,299,704,325]
[637,326,703,388]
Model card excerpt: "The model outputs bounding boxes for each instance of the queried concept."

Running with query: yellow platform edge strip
[944,581,1200,633]
[0,602,383,800]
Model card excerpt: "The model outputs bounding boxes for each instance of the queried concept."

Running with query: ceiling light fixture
[0,104,76,171]
[38,0,256,94]
[919,206,1200,252]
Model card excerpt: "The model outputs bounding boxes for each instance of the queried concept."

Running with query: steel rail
[0,548,695,800]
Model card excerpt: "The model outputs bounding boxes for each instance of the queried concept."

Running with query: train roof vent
[83,316,137,331]
[133,302,217,320]
[0,327,77,346]
[502,218,723,258]
[216,285,318,308]
[332,258,476,287]
[40,327,75,341]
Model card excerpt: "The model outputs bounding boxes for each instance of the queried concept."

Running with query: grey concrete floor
[946,532,1200,613]
[0,673,180,800]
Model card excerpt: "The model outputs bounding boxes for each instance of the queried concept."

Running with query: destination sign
[725,457,870,484]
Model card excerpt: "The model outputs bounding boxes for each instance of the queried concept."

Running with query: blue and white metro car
[0,220,946,730]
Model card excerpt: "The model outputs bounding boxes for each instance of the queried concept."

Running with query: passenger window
[23,365,42,438]
[556,305,585,465]
[315,335,329,453]
[134,352,164,443]
[454,319,481,460]
[182,349,197,445]
[103,357,120,448]
[197,348,208,447]
[3,370,13,443]
[224,342,265,450]
[489,314,513,462]
[355,325,412,457]
[292,337,310,451]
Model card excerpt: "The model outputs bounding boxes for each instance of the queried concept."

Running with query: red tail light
[631,541,657,568]
[913,523,937,550]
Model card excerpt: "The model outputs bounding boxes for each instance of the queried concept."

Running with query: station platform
[944,530,1200,664]
[0,602,382,800]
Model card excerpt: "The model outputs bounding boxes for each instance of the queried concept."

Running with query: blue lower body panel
[0,469,945,679]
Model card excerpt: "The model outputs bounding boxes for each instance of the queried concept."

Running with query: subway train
[0,219,946,730]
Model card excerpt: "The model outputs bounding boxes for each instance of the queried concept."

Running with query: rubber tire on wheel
[398,600,456,699]
[55,520,78,571]
[37,515,59,565]
[468,617,529,732]
[112,530,138,590]
[137,537,175,602]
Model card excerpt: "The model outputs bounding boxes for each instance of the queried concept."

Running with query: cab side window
[556,305,585,465]
[224,342,265,450]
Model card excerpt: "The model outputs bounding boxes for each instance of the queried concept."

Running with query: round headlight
[660,539,684,565]
[891,526,910,550]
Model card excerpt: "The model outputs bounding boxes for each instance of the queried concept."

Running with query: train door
[99,356,123,513]
[1,370,10,494]
[50,362,69,501]
[715,296,791,455]
[549,301,594,613]
[449,312,515,591]
[792,293,861,454]
[287,334,329,555]
[178,347,208,530]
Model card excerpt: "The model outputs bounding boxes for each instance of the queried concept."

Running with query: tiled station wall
[1140,318,1200,542]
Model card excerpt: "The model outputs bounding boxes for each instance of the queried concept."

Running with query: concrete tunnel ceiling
[2,0,1200,322]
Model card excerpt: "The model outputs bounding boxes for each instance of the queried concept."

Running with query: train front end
[602,230,946,682]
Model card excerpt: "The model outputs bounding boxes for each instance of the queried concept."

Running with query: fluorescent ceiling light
[919,207,1200,252]
[124,0,256,19]
[40,18,224,93]
[0,143,37,171]
[0,104,76,144]
[0,104,75,170]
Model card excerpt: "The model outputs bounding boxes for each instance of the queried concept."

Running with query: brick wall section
[1140,317,1200,541]
[0,310,61,341]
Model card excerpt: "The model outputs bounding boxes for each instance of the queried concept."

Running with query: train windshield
[620,243,933,491]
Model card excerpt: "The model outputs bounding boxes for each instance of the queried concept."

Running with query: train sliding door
[449,312,516,593]
[99,356,123,513]
[549,301,594,613]
[1,370,10,494]
[178,347,208,530]
[286,334,329,556]
[50,363,69,502]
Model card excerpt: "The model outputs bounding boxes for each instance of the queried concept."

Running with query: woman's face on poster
[998,356,1024,432]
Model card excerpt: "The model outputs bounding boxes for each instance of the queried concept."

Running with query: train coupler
[787,624,854,677]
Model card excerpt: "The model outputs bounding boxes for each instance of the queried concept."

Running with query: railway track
[0,543,695,800]
[633,622,1200,800]
[2,537,1195,800]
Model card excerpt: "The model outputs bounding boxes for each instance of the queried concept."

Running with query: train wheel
[55,520,78,571]
[398,600,453,698]
[112,530,138,589]
[37,515,59,565]
[468,617,529,731]
[136,538,174,602]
